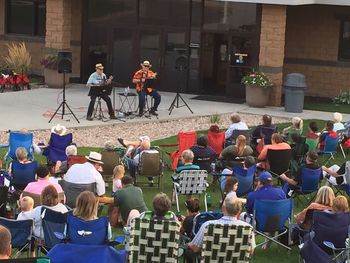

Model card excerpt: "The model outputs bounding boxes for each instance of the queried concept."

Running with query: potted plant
[241,70,273,107]
[209,113,221,133]
[41,54,68,89]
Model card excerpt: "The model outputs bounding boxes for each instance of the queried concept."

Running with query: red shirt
[132,69,156,92]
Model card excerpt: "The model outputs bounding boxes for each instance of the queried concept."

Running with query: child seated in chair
[17,196,34,220]
[223,177,246,205]
[140,192,175,221]
[180,198,200,240]
[112,165,125,197]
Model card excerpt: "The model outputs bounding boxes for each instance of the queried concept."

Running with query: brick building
[0,0,349,105]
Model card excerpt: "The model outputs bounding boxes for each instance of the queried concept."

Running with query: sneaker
[86,116,93,121]
[149,109,158,116]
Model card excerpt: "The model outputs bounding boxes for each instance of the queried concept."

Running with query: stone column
[259,4,287,106]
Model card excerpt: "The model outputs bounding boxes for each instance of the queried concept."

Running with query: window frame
[5,0,46,38]
[338,20,350,61]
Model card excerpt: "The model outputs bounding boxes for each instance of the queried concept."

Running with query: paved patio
[0,84,348,132]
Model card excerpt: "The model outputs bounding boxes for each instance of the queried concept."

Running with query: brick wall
[259,4,287,106]
[70,0,82,76]
[284,5,350,97]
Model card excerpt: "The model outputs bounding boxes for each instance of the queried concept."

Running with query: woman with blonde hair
[295,186,335,229]
[282,117,303,141]
[332,195,349,213]
[219,135,253,168]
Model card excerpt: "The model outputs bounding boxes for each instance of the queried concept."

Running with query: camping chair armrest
[323,241,349,251]
[0,144,9,148]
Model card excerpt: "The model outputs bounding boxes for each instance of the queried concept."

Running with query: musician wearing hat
[132,60,161,116]
[86,63,116,121]
[63,151,106,196]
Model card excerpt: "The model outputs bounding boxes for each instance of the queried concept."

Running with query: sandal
[117,138,127,148]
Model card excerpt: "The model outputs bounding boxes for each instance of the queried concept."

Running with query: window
[6,0,46,37]
[339,21,350,60]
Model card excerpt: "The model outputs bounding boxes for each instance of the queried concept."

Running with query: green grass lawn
[3,119,348,262]
[304,102,349,114]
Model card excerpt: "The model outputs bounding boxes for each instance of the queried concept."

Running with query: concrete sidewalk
[0,84,348,131]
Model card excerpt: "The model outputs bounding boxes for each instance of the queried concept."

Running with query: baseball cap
[257,171,272,182]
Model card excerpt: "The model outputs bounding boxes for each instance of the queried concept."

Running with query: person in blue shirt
[86,63,116,121]
[245,171,286,214]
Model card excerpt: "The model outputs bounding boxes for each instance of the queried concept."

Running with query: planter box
[44,68,69,89]
[245,85,271,107]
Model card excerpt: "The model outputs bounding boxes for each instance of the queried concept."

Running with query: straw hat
[95,63,104,70]
[85,152,104,164]
[141,60,151,68]
[51,124,67,136]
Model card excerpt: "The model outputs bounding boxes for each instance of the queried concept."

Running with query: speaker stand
[168,92,193,115]
[48,72,80,123]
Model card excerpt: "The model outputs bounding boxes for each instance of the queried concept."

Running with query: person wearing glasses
[132,60,161,116]
[86,63,116,121]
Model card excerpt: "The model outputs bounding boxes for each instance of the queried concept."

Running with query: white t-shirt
[64,162,106,196]
[133,149,159,166]
[18,204,68,239]
[225,122,249,139]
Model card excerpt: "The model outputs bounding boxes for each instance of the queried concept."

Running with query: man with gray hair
[0,225,11,259]
[185,196,255,261]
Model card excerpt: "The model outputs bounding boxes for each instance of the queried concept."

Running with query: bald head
[0,225,11,259]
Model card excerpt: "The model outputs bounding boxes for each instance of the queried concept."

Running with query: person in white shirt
[333,112,345,132]
[64,152,106,196]
[225,113,249,140]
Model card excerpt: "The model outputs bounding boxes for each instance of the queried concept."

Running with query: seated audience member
[244,171,286,215]
[186,196,255,262]
[112,165,125,196]
[140,192,173,220]
[8,147,34,176]
[319,120,338,150]
[219,135,253,168]
[117,135,150,157]
[332,195,349,213]
[223,177,246,204]
[113,176,147,226]
[190,135,216,173]
[224,113,249,140]
[333,112,345,132]
[0,225,11,259]
[174,149,200,174]
[295,186,334,230]
[50,124,67,137]
[220,156,255,192]
[322,161,349,186]
[54,144,78,174]
[19,128,41,155]
[257,133,291,169]
[282,117,303,140]
[180,198,200,239]
[21,185,68,239]
[280,151,321,196]
[17,196,34,220]
[23,165,64,197]
[251,114,276,145]
[305,121,320,139]
[64,151,106,196]
[73,191,112,239]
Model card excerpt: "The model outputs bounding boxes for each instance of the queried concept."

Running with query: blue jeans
[138,89,161,114]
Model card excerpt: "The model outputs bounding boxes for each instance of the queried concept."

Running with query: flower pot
[44,68,69,89]
[245,85,271,107]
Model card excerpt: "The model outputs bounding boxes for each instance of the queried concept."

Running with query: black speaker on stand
[49,50,80,123]
[168,55,193,115]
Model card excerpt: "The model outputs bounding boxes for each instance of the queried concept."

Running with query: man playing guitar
[86,63,116,121]
[132,60,161,116]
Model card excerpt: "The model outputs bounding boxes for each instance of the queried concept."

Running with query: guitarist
[86,63,116,121]
[132,60,161,116]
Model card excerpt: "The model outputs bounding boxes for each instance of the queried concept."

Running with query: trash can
[284,73,307,113]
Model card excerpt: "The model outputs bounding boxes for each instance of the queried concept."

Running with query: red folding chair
[160,131,197,170]
[207,130,225,155]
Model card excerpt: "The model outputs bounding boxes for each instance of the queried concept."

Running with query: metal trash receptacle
[284,73,307,113]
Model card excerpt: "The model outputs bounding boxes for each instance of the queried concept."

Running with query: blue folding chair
[0,217,33,258]
[5,131,34,162]
[40,207,70,252]
[260,126,277,145]
[253,199,294,250]
[192,210,223,238]
[11,160,38,190]
[43,133,73,164]
[318,136,339,165]
[233,164,256,197]
[66,214,109,245]
[293,167,321,204]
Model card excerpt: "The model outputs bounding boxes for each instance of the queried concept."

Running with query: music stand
[88,84,115,122]
[168,56,193,115]
[140,78,158,119]
[48,71,80,123]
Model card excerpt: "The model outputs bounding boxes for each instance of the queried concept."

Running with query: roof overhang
[216,0,350,6]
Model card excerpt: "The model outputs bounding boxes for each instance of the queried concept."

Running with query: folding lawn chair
[101,150,120,183]
[192,211,223,238]
[58,180,96,208]
[267,148,292,177]
[43,133,73,164]
[253,199,294,250]
[67,155,86,169]
[305,138,318,153]
[173,170,208,212]
[0,217,33,258]
[136,151,163,188]
[0,185,9,217]
[200,224,254,263]
[128,214,181,263]
[292,167,321,204]
[225,129,251,148]
[318,136,339,165]
[233,164,256,197]
[207,130,225,155]
[1,258,51,263]
[4,131,34,162]
[11,160,38,191]
[160,131,197,170]
[260,126,277,145]
[336,129,347,159]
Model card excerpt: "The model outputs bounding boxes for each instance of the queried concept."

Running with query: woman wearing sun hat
[132,60,161,116]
